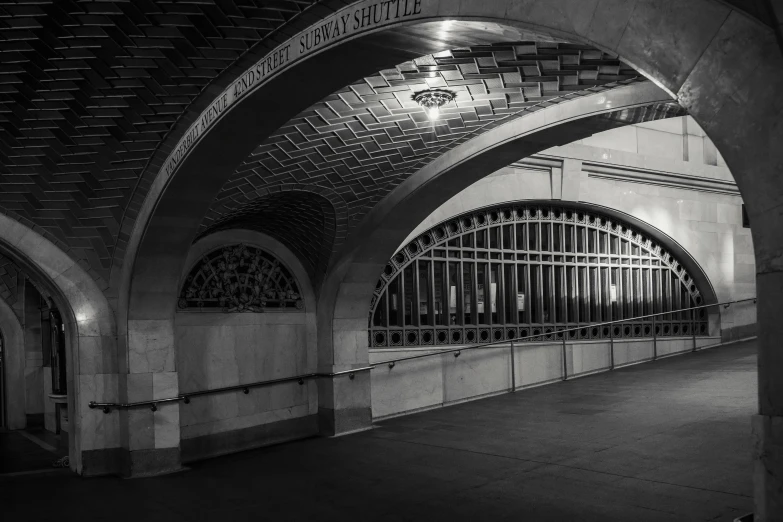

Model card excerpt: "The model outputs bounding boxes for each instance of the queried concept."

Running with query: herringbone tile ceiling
[201,43,684,277]
[0,1,694,289]
[0,0,328,287]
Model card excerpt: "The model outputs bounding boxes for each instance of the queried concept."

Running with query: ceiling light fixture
[413,89,456,120]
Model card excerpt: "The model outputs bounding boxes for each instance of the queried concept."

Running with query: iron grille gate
[369,204,709,348]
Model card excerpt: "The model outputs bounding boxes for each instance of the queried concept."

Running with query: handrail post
[510,339,516,392]
[691,307,697,352]
[562,335,568,381]
[609,321,615,370]
[652,315,657,361]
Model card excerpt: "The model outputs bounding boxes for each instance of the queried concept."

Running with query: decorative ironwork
[369,204,710,348]
[179,244,303,312]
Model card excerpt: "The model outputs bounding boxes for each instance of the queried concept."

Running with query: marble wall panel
[128,408,154,451]
[78,335,118,376]
[612,340,655,367]
[655,338,692,357]
[569,342,611,376]
[127,319,175,374]
[77,373,120,451]
[517,343,563,387]
[180,392,239,428]
[370,349,443,418]
[368,335,725,420]
[443,347,510,403]
[175,311,314,438]
[154,402,180,449]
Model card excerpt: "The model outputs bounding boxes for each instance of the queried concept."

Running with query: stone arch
[320,81,676,360]
[0,213,118,476]
[198,187,347,286]
[0,294,25,430]
[118,1,782,491]
[120,2,780,337]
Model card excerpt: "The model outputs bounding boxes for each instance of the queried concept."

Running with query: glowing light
[412,89,456,122]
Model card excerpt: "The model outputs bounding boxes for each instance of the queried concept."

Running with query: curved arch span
[320,81,675,363]
[114,3,783,491]
[0,214,117,475]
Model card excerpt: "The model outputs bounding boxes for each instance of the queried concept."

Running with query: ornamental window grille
[369,204,710,348]
[179,244,303,312]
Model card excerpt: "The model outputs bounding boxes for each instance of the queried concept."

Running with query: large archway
[0,214,118,476]
[118,2,782,514]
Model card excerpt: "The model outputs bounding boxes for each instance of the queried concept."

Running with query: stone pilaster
[121,319,183,476]
[316,311,372,437]
[752,414,783,521]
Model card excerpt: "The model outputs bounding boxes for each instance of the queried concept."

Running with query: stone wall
[23,280,43,423]
[371,336,721,419]
[175,230,318,462]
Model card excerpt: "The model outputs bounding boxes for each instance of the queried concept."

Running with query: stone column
[753,267,783,520]
[22,279,44,427]
[121,319,182,477]
[316,277,372,437]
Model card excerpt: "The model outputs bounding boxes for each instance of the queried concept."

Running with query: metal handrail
[88,367,373,413]
[89,297,755,413]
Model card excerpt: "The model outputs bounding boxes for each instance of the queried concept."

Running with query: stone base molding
[121,448,184,479]
[752,415,783,521]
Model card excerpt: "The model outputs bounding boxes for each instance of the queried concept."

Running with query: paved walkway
[1,341,756,521]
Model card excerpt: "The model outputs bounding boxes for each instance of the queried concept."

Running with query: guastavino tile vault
[0,1,780,520]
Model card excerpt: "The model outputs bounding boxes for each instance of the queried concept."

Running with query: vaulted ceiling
[200,43,684,278]
[1,1,738,290]
[0,0,335,286]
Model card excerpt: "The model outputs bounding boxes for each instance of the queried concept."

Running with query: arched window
[369,204,709,347]
[179,243,303,312]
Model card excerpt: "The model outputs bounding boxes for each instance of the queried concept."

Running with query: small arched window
[369,204,709,347]
[179,243,303,312]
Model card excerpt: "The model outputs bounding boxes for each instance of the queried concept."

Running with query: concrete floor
[0,341,755,521]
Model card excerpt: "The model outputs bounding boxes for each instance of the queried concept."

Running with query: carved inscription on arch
[160,0,430,179]
[179,244,303,313]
